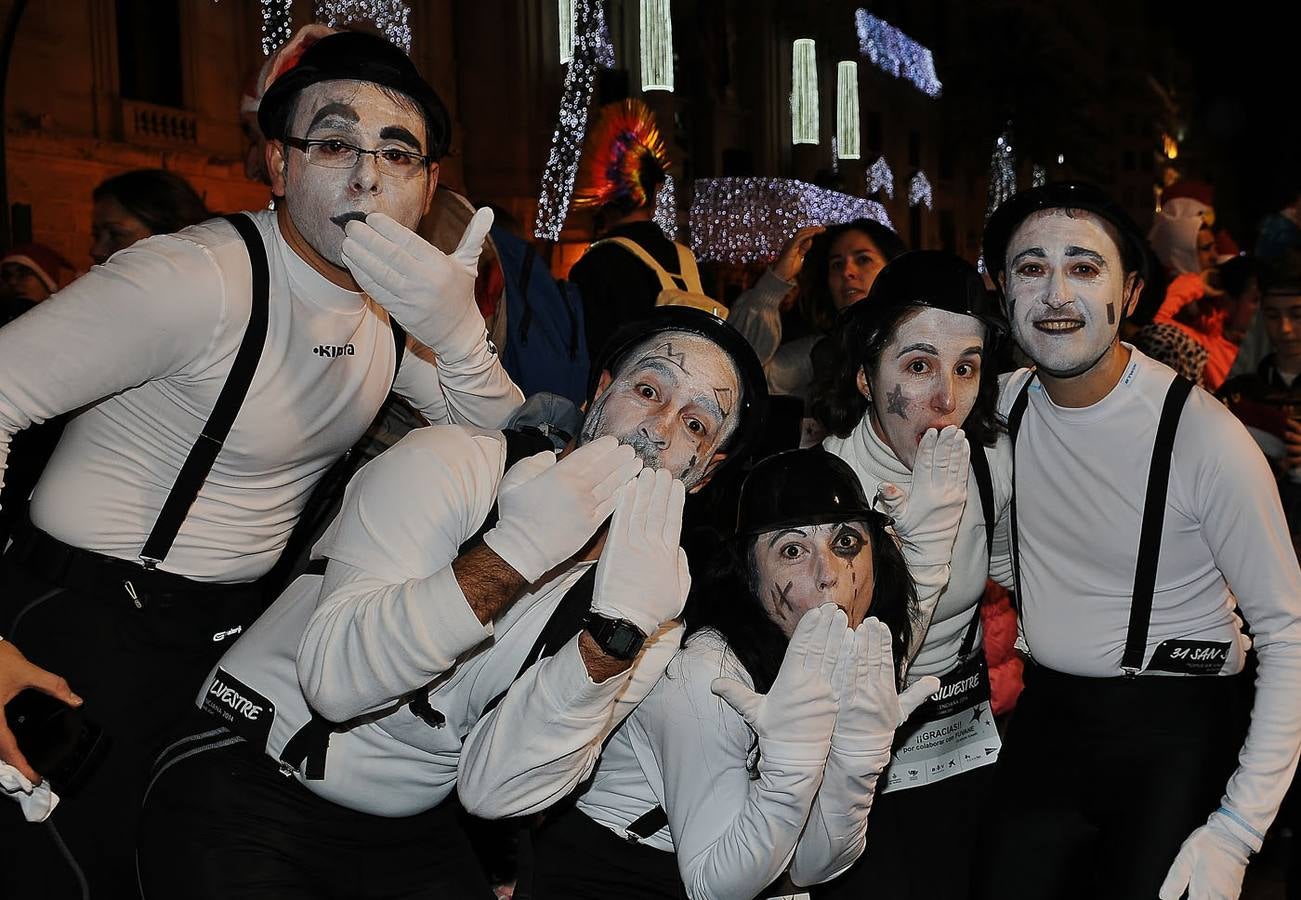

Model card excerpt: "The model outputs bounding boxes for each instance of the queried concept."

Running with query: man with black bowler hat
[136,307,768,899]
[0,29,521,897]
[978,182,1301,900]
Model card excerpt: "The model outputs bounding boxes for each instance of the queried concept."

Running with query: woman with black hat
[525,447,937,900]
[810,250,1015,900]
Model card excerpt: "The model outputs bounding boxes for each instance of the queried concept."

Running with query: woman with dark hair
[812,250,1016,900]
[729,218,907,411]
[91,169,212,264]
[527,447,939,900]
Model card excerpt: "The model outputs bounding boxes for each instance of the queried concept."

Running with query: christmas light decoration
[314,1,411,53]
[689,177,893,264]
[908,171,933,210]
[836,61,861,160]
[640,0,673,91]
[261,0,294,56]
[866,156,894,198]
[854,10,941,98]
[791,39,819,145]
[654,175,678,240]
[559,0,575,63]
[985,127,1016,221]
[533,0,612,241]
[1032,164,1046,187]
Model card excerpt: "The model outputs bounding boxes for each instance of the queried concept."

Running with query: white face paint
[579,331,741,489]
[1003,209,1138,379]
[753,521,875,638]
[863,307,984,469]
[278,80,434,267]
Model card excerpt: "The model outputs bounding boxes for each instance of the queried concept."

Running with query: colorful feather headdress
[573,99,670,211]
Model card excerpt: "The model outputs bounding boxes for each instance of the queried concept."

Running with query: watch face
[606,626,641,658]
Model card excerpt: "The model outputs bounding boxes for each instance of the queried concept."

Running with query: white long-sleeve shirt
[0,211,522,581]
[727,269,820,401]
[569,629,859,900]
[825,420,1016,682]
[1002,348,1301,851]
[202,425,676,817]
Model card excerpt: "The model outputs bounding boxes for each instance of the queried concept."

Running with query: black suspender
[141,215,408,571]
[956,442,997,660]
[140,214,270,568]
[1122,375,1195,673]
[1005,371,1195,675]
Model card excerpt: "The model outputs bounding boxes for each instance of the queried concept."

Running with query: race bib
[202,667,275,752]
[1145,639,1230,676]
[880,653,1000,794]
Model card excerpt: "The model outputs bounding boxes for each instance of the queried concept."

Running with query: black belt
[7,524,264,608]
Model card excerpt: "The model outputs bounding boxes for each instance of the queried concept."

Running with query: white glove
[1,762,57,823]
[341,208,494,361]
[711,605,848,768]
[1158,812,1252,900]
[590,467,690,637]
[483,436,642,583]
[830,618,940,757]
[877,425,970,556]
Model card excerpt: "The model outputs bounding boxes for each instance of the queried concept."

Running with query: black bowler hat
[982,181,1150,285]
[258,31,451,159]
[735,448,887,537]
[853,249,1004,344]
[588,306,770,465]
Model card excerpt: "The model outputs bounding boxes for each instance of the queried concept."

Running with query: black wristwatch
[580,612,646,660]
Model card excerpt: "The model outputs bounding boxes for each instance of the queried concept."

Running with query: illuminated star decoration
[534,0,615,241]
[854,9,941,98]
[260,0,294,55]
[908,171,933,210]
[314,0,412,52]
[689,177,893,265]
[866,156,894,199]
[985,127,1017,221]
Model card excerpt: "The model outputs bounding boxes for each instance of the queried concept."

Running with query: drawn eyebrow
[379,125,422,150]
[1065,246,1107,266]
[897,342,939,358]
[766,528,808,548]
[307,103,359,133]
[1010,248,1047,266]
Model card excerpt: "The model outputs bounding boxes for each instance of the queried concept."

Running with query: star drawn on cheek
[885,384,909,420]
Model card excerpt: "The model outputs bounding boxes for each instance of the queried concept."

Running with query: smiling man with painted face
[977,183,1301,900]
[0,30,521,899]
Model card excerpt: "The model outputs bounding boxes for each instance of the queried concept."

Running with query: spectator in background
[0,242,71,325]
[90,169,211,265]
[568,100,701,356]
[730,219,906,412]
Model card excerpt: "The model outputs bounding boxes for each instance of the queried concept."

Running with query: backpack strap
[671,242,705,294]
[593,237,682,292]
[140,213,270,569]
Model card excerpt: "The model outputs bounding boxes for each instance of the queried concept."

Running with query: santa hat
[241,24,338,115]
[1,243,71,293]
[1161,179,1216,212]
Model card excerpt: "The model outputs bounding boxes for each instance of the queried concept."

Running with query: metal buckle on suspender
[1120,666,1141,679]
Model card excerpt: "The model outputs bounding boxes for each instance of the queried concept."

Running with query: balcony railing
[120,99,199,147]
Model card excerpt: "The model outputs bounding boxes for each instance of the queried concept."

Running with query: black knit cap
[736,447,888,536]
[844,249,1005,348]
[587,306,770,466]
[982,181,1150,285]
[258,31,452,159]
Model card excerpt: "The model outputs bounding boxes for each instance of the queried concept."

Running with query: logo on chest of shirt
[313,343,356,358]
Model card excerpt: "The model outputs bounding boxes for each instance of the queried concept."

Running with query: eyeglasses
[283,137,430,178]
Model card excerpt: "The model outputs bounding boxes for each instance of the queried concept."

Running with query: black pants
[0,544,267,900]
[137,728,494,900]
[976,664,1248,900]
[813,764,995,900]
[528,802,687,900]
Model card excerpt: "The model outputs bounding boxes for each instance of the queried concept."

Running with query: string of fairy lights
[256,1,411,54]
